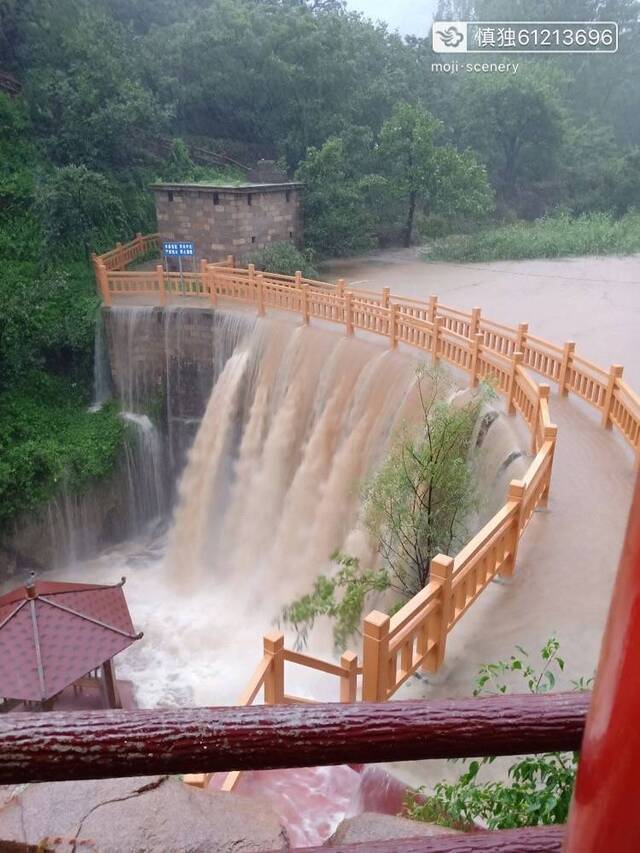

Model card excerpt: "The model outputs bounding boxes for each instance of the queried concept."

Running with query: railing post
[248,262,256,306]
[227,254,235,268]
[423,554,454,674]
[431,316,442,365]
[294,270,308,325]
[362,611,390,702]
[428,294,438,323]
[470,307,481,337]
[540,424,558,509]
[209,266,218,306]
[516,322,529,354]
[256,272,265,316]
[336,278,346,297]
[382,287,390,308]
[502,479,526,578]
[469,332,484,388]
[263,632,285,705]
[339,651,358,703]
[531,384,550,453]
[558,341,576,396]
[200,259,208,298]
[508,351,524,415]
[389,303,399,349]
[602,365,624,429]
[156,264,166,306]
[345,290,354,337]
[97,260,111,306]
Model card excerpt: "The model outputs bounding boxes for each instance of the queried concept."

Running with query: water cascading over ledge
[35,304,528,708]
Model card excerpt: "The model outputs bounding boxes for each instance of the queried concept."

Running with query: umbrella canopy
[0,577,142,702]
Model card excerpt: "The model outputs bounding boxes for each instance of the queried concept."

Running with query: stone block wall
[152,183,303,264]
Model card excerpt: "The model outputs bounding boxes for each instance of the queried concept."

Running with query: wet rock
[326,812,459,845]
[0,775,289,852]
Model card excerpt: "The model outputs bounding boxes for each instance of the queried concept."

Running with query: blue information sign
[163,241,195,257]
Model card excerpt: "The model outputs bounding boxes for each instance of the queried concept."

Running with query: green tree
[363,367,486,595]
[378,103,493,247]
[282,368,487,647]
[20,2,165,168]
[35,165,127,258]
[453,74,566,200]
[295,136,376,256]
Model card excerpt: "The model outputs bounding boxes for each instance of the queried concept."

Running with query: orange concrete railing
[95,236,640,785]
[183,632,359,791]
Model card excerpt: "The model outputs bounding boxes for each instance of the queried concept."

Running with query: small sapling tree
[282,367,489,647]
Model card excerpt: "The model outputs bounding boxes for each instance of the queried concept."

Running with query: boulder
[326,812,459,846]
[0,775,289,852]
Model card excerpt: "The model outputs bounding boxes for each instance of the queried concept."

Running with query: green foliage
[22,4,166,169]
[0,373,127,527]
[452,72,567,197]
[424,212,640,262]
[159,138,245,185]
[378,103,493,246]
[0,264,99,391]
[295,137,377,257]
[249,241,318,278]
[283,368,487,646]
[0,95,37,215]
[281,553,390,649]
[405,637,591,831]
[364,367,488,596]
[35,165,127,258]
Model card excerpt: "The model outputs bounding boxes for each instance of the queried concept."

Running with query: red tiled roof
[0,578,142,702]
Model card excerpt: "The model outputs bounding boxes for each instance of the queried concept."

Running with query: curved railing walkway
[95,238,639,787]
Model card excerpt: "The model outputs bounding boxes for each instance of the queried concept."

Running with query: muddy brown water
[324,248,640,789]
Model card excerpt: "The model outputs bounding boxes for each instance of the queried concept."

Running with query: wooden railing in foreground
[0,693,584,851]
[0,692,587,785]
[94,237,638,786]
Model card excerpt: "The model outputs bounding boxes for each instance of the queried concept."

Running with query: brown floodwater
[325,248,640,788]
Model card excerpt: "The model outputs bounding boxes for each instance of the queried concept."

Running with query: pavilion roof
[0,577,142,702]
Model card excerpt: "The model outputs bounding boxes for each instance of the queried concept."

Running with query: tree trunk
[404,190,417,247]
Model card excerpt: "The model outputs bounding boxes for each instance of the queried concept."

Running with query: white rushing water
[42,309,527,708]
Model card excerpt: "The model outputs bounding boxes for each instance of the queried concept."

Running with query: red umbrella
[0,576,142,703]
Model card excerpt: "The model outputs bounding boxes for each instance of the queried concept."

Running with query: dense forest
[0,0,639,526]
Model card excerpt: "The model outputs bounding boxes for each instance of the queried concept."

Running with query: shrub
[0,373,127,527]
[248,240,318,279]
[35,165,127,258]
[404,637,592,830]
[423,212,640,263]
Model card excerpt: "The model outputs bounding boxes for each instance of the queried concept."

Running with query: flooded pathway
[327,249,640,787]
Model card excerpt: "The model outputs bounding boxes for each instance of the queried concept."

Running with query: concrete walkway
[326,249,639,784]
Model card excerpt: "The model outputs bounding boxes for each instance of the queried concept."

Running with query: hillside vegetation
[1,0,639,524]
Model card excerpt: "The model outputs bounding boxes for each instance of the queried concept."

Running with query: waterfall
[37,307,529,709]
[121,413,169,530]
[91,310,112,409]
[165,319,420,615]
